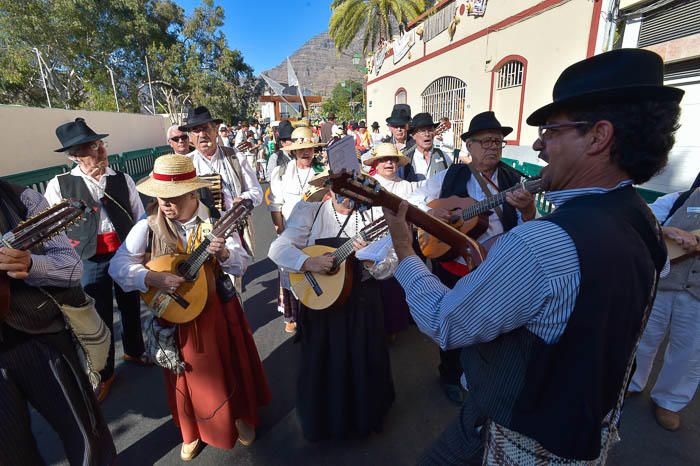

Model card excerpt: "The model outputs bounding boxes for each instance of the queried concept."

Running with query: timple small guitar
[288,217,389,310]
[141,199,253,324]
[327,171,486,270]
[418,177,543,259]
[0,198,88,321]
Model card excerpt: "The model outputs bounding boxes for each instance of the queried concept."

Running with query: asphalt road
[35,197,699,465]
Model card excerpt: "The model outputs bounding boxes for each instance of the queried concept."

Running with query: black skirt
[295,254,395,442]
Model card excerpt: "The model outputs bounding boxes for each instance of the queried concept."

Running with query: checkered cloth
[144,315,185,374]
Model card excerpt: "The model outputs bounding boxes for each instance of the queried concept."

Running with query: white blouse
[373,174,420,200]
[268,201,382,273]
[268,162,315,220]
[108,202,251,293]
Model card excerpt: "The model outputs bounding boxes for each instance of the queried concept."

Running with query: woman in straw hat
[268,125,326,333]
[109,155,271,461]
[364,143,420,199]
[268,171,395,442]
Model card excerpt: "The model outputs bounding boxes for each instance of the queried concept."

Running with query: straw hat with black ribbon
[362,143,411,167]
[137,154,212,198]
[286,126,326,152]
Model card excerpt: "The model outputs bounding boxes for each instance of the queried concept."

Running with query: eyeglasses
[219,129,229,133]
[170,135,189,142]
[377,157,399,164]
[87,140,107,150]
[537,121,591,140]
[471,138,507,149]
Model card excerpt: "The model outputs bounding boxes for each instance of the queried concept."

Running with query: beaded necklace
[295,164,312,192]
[331,202,359,238]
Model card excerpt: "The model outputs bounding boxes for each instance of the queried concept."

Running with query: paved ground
[35,198,699,465]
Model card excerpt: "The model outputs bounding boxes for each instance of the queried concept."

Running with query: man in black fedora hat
[386,103,415,155]
[400,112,453,182]
[385,48,682,464]
[180,105,262,260]
[406,110,534,405]
[266,120,294,183]
[45,117,147,403]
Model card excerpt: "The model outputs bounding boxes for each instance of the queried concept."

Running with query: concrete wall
[0,105,169,176]
[366,0,595,149]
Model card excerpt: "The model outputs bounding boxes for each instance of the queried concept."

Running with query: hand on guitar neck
[663,226,700,255]
[0,247,32,280]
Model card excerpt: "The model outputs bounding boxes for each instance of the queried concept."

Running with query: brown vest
[659,187,700,299]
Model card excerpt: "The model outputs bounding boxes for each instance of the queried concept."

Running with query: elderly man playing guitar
[109,154,270,461]
[407,110,536,404]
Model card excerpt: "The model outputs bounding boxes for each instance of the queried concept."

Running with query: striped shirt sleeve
[394,220,580,349]
[21,189,83,287]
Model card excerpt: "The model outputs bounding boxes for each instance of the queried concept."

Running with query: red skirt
[164,294,271,449]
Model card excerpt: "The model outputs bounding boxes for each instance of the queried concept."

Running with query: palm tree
[329,0,430,54]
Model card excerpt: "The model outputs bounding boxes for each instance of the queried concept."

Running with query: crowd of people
[0,48,697,465]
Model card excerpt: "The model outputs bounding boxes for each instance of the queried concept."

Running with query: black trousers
[432,260,464,385]
[82,253,144,379]
[0,329,116,465]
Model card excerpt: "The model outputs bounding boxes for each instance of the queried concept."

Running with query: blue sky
[177,0,332,74]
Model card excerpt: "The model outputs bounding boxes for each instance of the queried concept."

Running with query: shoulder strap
[469,164,505,223]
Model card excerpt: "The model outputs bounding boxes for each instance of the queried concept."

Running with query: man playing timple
[166,124,190,155]
[384,49,681,464]
[408,111,534,404]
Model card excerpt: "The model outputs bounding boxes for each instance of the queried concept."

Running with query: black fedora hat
[460,111,513,141]
[277,120,294,140]
[409,112,439,132]
[54,118,109,153]
[358,121,367,129]
[178,106,223,131]
[527,48,684,126]
[371,121,380,129]
[386,104,412,126]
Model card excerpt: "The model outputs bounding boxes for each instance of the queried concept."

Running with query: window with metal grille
[497,61,524,90]
[638,0,700,48]
[395,88,407,104]
[421,76,467,149]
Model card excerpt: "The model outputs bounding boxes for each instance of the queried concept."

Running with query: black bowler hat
[277,120,294,140]
[409,112,439,132]
[527,48,684,126]
[358,121,367,129]
[54,118,108,153]
[371,121,379,129]
[386,104,411,126]
[460,111,513,142]
[178,106,223,131]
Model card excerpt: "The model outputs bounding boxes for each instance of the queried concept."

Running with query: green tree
[329,0,429,54]
[321,79,366,121]
[0,0,261,120]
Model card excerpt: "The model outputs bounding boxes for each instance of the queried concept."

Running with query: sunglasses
[170,135,189,142]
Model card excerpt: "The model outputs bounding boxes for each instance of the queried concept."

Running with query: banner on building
[393,30,415,64]
[373,46,387,76]
[470,0,488,16]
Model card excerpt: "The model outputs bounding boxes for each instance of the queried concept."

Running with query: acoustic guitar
[0,199,88,321]
[328,171,486,270]
[418,177,543,259]
[141,199,253,324]
[665,228,700,262]
[288,216,389,310]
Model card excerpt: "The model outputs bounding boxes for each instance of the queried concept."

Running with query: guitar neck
[331,234,361,264]
[462,185,516,219]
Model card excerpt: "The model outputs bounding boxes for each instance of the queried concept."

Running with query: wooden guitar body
[418,196,490,259]
[289,245,354,310]
[141,254,210,324]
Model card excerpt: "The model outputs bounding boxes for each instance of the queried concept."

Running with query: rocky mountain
[262,32,364,97]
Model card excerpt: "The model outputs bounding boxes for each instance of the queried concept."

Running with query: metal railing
[1,145,173,194]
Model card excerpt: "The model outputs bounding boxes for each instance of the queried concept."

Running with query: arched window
[490,56,528,145]
[421,76,467,149]
[395,88,407,105]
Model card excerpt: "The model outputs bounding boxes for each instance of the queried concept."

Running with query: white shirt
[108,202,251,292]
[434,127,455,153]
[373,174,420,200]
[45,166,145,234]
[268,163,315,219]
[411,147,453,181]
[370,132,385,147]
[188,146,263,209]
[268,201,382,273]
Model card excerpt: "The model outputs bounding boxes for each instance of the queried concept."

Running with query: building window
[395,88,407,105]
[497,61,524,90]
[421,76,467,149]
